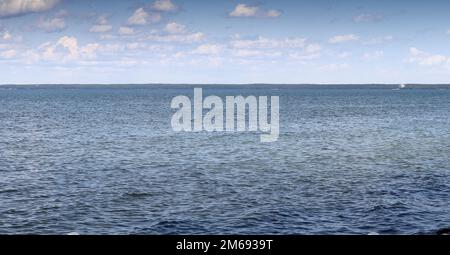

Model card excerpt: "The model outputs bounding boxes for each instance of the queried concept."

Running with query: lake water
[0,85,449,234]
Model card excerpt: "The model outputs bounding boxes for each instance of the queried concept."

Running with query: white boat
[399,83,406,89]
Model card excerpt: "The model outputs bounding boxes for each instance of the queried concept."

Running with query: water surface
[0,85,449,234]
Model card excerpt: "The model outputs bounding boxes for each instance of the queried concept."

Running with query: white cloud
[447,29,450,35]
[57,36,79,59]
[0,43,9,49]
[231,49,282,58]
[95,43,169,54]
[1,30,12,40]
[305,43,321,53]
[39,36,100,62]
[96,15,108,25]
[329,34,360,44]
[147,32,204,43]
[408,47,448,67]
[151,0,177,12]
[363,35,393,45]
[80,43,100,59]
[90,24,112,33]
[173,51,186,58]
[126,42,146,50]
[265,10,282,18]
[99,34,116,40]
[230,4,257,17]
[363,50,384,60]
[191,44,222,55]
[233,49,260,57]
[98,43,123,53]
[289,52,320,60]
[353,13,383,23]
[40,42,56,60]
[230,36,323,61]
[0,0,60,18]
[38,17,66,32]
[231,36,306,49]
[90,15,112,33]
[289,43,322,60]
[118,26,134,35]
[229,36,321,60]
[128,8,161,25]
[22,49,40,63]
[165,22,186,34]
[0,49,16,58]
[229,4,282,18]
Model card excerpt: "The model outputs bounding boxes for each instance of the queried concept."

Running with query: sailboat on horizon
[393,83,407,90]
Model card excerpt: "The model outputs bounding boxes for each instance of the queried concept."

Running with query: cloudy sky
[1,0,450,84]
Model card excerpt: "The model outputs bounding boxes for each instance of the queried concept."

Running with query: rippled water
[0,85,449,234]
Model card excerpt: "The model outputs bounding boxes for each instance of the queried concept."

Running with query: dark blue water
[0,85,449,234]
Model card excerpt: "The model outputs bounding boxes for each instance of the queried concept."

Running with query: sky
[1,0,450,84]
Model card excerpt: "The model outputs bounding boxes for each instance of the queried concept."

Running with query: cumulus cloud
[305,43,322,53]
[118,26,134,35]
[329,34,360,44]
[165,22,186,34]
[90,24,112,33]
[363,35,393,45]
[233,49,281,58]
[0,30,21,42]
[229,4,282,18]
[289,44,322,60]
[233,49,259,57]
[56,35,79,59]
[36,10,68,32]
[265,9,282,18]
[0,48,16,58]
[231,36,306,49]
[147,32,204,43]
[191,44,222,55]
[125,42,146,50]
[79,43,100,59]
[90,15,112,33]
[151,0,177,12]
[0,0,60,18]
[128,8,161,25]
[408,47,448,67]
[363,50,384,60]
[353,13,383,23]
[230,4,257,17]
[38,17,65,32]
[1,30,12,40]
[39,35,100,62]
[289,52,320,60]
[229,36,321,60]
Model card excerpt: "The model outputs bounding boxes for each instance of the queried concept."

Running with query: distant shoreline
[1,84,450,88]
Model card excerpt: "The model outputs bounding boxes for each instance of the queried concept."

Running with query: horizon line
[1,83,450,86]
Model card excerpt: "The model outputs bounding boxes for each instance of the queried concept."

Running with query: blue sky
[1,0,450,84]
